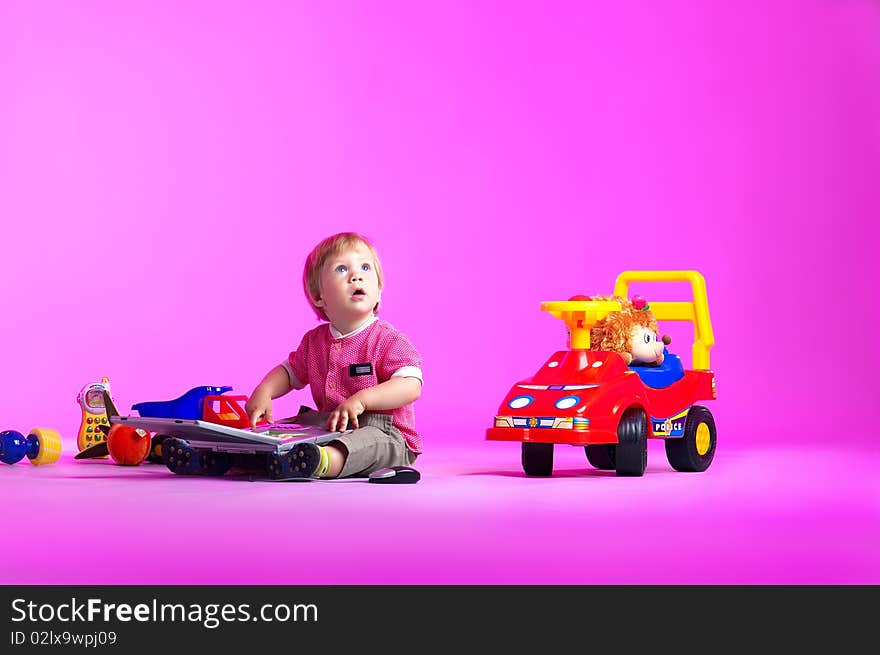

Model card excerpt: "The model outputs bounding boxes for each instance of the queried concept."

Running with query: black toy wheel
[615,407,647,477]
[162,438,201,475]
[665,405,716,472]
[198,451,232,476]
[521,442,553,476]
[146,434,168,464]
[585,444,616,470]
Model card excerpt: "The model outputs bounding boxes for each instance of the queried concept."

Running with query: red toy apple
[106,424,152,465]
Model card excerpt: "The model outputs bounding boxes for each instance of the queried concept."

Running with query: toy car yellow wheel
[585,444,616,470]
[29,428,62,465]
[521,443,553,476]
[615,408,647,476]
[665,405,716,472]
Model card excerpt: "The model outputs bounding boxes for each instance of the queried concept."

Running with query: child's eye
[361,263,371,272]
[335,265,348,274]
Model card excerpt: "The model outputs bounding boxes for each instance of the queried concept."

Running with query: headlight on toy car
[554,395,580,410]
[508,395,534,409]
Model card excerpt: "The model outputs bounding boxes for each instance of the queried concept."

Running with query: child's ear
[313,295,325,308]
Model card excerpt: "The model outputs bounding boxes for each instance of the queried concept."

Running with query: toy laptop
[110,416,344,455]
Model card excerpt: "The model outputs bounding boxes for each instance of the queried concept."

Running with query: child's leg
[281,410,414,479]
[323,443,347,478]
[283,428,406,479]
[328,426,412,478]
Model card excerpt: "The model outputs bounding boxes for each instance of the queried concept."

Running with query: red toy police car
[486,270,717,477]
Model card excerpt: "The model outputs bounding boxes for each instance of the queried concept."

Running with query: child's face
[314,242,381,326]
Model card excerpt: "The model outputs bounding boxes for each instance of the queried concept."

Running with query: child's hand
[328,394,366,431]
[245,393,274,428]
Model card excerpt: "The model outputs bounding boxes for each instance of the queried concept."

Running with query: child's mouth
[352,289,365,297]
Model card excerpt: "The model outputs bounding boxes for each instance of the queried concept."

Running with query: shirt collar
[329,315,378,340]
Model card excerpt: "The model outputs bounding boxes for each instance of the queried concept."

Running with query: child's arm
[328,377,421,431]
[246,365,294,427]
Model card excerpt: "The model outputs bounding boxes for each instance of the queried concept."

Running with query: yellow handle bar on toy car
[614,270,714,370]
[539,300,623,350]
[541,270,715,370]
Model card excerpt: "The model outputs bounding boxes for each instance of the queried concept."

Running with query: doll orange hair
[588,295,662,365]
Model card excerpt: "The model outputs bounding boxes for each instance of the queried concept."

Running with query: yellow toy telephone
[76,377,112,452]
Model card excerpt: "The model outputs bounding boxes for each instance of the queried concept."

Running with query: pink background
[1,1,878,584]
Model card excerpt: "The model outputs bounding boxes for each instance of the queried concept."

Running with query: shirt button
[328,382,335,390]
[334,343,341,350]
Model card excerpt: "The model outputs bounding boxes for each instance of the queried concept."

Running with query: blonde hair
[303,232,384,321]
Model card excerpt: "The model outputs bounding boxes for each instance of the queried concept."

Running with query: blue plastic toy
[132,385,232,419]
[628,347,686,389]
[0,428,63,465]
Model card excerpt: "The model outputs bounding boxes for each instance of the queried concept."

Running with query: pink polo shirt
[281,317,423,453]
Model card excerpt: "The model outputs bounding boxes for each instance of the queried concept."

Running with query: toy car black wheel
[521,442,553,476]
[665,405,716,472]
[585,444,616,470]
[162,438,201,475]
[198,451,232,476]
[615,407,647,477]
[146,434,168,464]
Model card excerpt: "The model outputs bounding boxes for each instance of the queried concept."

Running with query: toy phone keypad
[77,377,112,451]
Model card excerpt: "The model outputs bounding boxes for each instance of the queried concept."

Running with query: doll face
[630,325,665,364]
[313,242,381,330]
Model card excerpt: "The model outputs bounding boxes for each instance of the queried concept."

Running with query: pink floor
[4,439,878,584]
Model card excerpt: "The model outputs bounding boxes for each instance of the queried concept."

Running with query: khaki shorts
[291,408,418,478]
